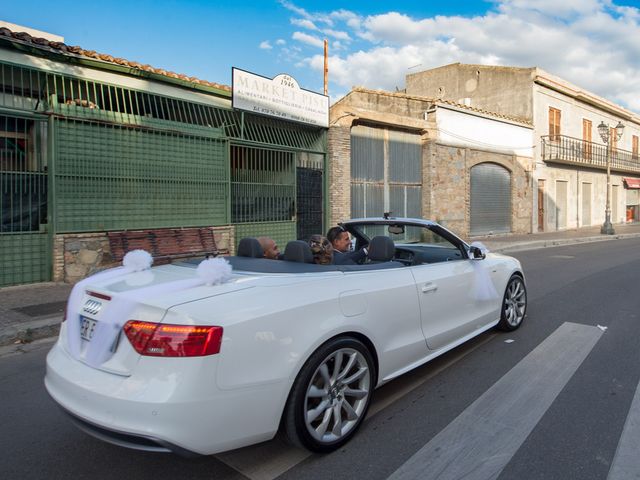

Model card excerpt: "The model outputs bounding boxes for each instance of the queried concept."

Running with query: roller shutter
[470,163,511,235]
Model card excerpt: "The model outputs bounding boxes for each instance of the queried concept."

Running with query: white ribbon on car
[66,252,233,367]
[469,241,499,301]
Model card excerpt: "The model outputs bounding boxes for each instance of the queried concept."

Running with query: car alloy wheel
[498,275,527,331]
[284,337,375,452]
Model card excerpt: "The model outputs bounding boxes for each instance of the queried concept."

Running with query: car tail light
[123,320,223,357]
[86,290,112,301]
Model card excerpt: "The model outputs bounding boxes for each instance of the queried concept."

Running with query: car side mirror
[470,246,485,260]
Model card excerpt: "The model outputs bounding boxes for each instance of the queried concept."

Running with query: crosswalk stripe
[607,376,640,479]
[387,322,603,480]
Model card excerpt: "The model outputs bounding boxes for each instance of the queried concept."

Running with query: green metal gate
[0,113,50,286]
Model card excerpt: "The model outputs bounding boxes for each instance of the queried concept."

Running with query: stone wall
[426,142,533,238]
[54,226,235,284]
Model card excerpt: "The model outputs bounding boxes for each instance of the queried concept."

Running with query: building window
[583,119,592,160]
[633,135,638,160]
[549,107,561,142]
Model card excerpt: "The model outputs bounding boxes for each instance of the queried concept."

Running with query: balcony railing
[541,135,640,174]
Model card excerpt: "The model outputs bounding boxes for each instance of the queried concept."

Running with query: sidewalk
[2,223,640,349]
[474,222,640,253]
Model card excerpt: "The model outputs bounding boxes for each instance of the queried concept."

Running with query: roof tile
[0,27,231,92]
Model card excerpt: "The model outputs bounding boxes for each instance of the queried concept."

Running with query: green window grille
[0,60,326,153]
[0,115,47,233]
[0,112,50,286]
[0,62,47,112]
[230,145,295,224]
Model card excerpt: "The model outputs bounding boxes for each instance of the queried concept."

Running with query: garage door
[470,163,511,235]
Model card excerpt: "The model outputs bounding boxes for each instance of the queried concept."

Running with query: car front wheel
[497,274,527,331]
[283,337,375,452]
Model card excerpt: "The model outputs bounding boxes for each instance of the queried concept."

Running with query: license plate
[80,316,98,342]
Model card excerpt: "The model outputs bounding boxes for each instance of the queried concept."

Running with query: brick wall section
[53,226,235,284]
[327,124,352,225]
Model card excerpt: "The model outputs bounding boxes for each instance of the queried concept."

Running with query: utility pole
[323,39,328,96]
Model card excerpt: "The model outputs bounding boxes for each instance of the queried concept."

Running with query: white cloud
[288,1,640,111]
[280,0,334,26]
[291,18,318,30]
[321,28,351,41]
[276,39,286,45]
[279,0,311,20]
[292,31,324,48]
[259,41,272,50]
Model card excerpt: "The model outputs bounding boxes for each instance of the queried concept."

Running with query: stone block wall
[54,226,235,284]
[426,143,469,237]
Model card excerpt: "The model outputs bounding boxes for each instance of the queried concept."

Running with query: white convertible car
[45,218,527,456]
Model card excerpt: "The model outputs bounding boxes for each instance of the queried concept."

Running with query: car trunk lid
[63,264,254,376]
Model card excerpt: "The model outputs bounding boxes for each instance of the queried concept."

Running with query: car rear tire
[497,274,527,331]
[283,337,375,452]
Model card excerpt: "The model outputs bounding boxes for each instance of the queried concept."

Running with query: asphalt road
[2,238,640,480]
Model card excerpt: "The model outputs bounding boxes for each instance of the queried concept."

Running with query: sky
[4,0,640,110]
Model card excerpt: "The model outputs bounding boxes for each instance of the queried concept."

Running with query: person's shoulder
[333,250,356,265]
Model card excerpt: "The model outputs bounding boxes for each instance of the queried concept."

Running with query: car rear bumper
[45,340,287,455]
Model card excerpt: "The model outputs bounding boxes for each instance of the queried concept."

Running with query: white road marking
[215,332,497,480]
[607,377,640,480]
[387,322,603,480]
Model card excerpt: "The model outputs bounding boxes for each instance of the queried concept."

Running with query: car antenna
[383,211,392,219]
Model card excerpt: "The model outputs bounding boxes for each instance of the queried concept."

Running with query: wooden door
[537,180,545,231]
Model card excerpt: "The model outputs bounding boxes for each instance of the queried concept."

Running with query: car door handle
[421,283,438,293]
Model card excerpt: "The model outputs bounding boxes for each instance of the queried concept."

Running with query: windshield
[349,223,457,248]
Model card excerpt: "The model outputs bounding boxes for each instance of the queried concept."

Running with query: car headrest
[368,236,395,262]
[237,238,264,258]
[283,240,314,263]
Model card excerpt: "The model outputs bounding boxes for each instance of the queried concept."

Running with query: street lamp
[597,120,625,235]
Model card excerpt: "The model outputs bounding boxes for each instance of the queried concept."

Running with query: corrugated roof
[350,87,532,126]
[0,26,231,92]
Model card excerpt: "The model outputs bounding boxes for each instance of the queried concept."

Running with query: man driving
[326,226,367,265]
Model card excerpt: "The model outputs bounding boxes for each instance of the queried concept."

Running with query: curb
[487,232,640,254]
[0,315,62,347]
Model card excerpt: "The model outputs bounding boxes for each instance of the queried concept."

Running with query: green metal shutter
[53,118,228,232]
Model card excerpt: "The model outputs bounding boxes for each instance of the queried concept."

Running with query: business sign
[232,68,329,128]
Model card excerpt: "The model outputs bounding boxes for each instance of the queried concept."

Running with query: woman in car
[308,235,333,265]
